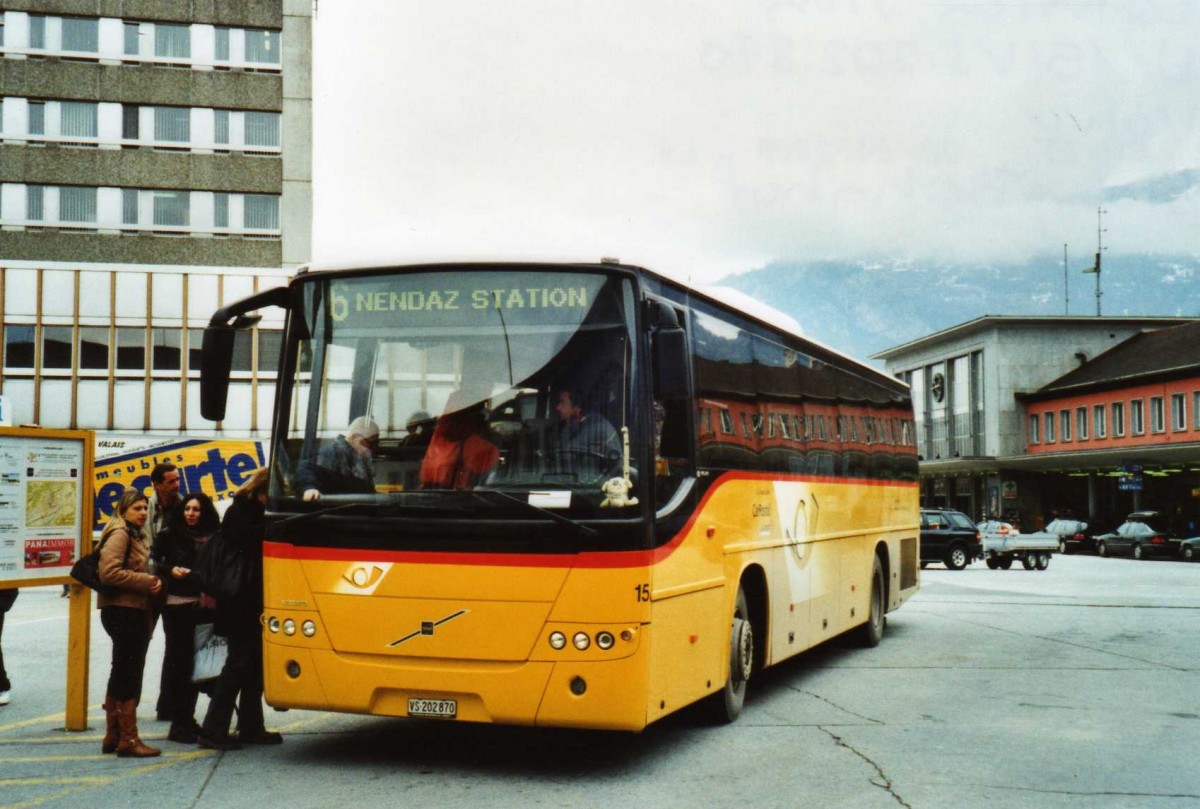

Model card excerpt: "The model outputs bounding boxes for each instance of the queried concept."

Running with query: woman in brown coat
[97,488,163,758]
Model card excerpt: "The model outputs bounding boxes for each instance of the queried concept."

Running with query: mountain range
[718,253,1200,365]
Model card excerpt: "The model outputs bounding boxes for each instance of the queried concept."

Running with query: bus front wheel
[709,587,752,723]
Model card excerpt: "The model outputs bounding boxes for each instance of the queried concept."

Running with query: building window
[28,102,45,135]
[152,191,189,227]
[78,327,109,371]
[1170,393,1186,431]
[155,24,191,59]
[4,325,35,368]
[124,22,140,55]
[26,185,44,220]
[1060,410,1071,441]
[154,107,190,142]
[215,27,231,61]
[151,328,182,371]
[1075,407,1088,440]
[1044,412,1055,443]
[186,328,205,373]
[214,193,229,228]
[116,328,146,371]
[214,110,229,145]
[122,105,139,140]
[1150,396,1164,433]
[60,102,98,138]
[1195,392,1200,430]
[1130,399,1145,435]
[244,195,280,230]
[122,189,138,224]
[29,16,46,49]
[1029,414,1039,444]
[43,326,73,369]
[1112,401,1125,437]
[1094,404,1106,438]
[60,187,97,222]
[61,17,99,52]
[244,112,280,147]
[245,29,281,64]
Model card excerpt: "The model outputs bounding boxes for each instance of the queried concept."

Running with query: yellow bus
[201,260,919,730]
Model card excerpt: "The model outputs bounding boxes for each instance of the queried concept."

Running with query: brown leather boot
[101,696,119,754]
[115,699,160,758]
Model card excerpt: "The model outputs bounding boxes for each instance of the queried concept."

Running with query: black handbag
[69,530,130,593]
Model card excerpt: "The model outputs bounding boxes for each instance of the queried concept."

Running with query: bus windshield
[273,268,642,520]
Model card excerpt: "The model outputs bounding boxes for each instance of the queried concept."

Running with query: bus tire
[854,554,886,648]
[708,587,752,724]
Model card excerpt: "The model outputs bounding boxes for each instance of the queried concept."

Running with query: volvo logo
[388,610,469,647]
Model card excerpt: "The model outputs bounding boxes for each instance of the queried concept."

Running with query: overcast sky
[311,1,1199,283]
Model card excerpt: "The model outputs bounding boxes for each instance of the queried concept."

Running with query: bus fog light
[268,617,280,633]
[572,632,590,650]
[596,631,615,650]
[549,631,567,650]
[301,620,317,637]
[286,660,301,679]
[570,676,587,695]
[283,619,296,636]
[620,629,633,642]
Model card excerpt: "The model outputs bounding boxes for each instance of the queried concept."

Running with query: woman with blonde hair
[198,467,282,749]
[97,487,162,758]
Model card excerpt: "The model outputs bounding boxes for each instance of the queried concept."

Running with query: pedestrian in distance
[155,491,221,743]
[198,467,283,750]
[146,462,181,721]
[97,488,163,758]
[0,587,17,706]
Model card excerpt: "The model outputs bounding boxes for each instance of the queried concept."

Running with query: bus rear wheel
[854,554,886,648]
[708,587,752,723]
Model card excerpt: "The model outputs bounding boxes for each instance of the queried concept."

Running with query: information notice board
[0,427,93,587]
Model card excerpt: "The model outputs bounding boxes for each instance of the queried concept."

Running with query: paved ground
[1,553,1199,808]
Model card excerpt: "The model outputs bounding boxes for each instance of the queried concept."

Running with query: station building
[0,1,311,444]
[1018,319,1200,535]
[874,315,1197,531]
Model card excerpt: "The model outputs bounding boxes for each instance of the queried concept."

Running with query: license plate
[408,697,457,719]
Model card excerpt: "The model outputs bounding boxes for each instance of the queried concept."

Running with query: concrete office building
[0,1,312,442]
[874,316,1196,526]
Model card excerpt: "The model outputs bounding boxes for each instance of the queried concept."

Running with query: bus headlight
[549,631,567,650]
[283,619,296,636]
[573,632,590,651]
[268,617,280,633]
[596,631,615,650]
[301,620,317,637]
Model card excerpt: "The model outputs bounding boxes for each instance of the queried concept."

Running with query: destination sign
[324,271,616,328]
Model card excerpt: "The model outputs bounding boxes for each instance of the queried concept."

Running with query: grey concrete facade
[0,1,310,436]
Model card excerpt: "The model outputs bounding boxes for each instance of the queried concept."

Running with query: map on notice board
[0,432,86,583]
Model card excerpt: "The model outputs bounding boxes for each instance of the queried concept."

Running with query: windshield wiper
[471,489,599,540]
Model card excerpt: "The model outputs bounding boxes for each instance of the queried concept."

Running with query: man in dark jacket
[294,416,379,501]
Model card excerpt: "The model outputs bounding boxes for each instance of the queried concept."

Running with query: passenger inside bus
[551,386,621,482]
[294,416,380,501]
[419,385,501,490]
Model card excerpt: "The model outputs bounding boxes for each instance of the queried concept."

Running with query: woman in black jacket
[198,468,282,750]
[155,491,220,743]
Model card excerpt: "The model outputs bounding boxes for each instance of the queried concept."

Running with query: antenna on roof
[1082,207,1106,316]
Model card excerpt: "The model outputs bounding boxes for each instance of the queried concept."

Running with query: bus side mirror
[200,325,235,421]
[652,327,689,400]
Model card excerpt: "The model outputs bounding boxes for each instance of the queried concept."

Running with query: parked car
[920,508,982,570]
[977,520,1056,570]
[1179,536,1200,562]
[1041,518,1099,554]
[1094,511,1180,560]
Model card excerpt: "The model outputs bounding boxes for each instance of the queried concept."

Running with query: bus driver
[295,416,380,501]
